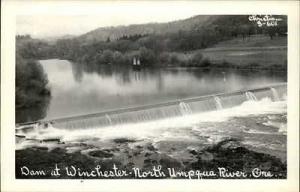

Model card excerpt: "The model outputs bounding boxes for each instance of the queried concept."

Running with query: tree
[15,54,50,109]
[139,47,156,66]
[102,50,114,64]
[266,26,277,40]
[113,51,125,65]
[190,51,204,66]
[159,52,170,65]
[239,25,250,41]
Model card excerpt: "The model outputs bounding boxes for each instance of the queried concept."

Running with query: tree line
[50,15,287,67]
[17,15,287,69]
[16,36,51,122]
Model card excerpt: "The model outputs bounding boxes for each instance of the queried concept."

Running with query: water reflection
[71,62,83,83]
[21,59,286,121]
[16,96,50,123]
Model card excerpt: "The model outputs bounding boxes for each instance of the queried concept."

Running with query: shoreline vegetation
[15,56,51,109]
[15,47,51,122]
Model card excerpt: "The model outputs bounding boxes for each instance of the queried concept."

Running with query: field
[202,49,286,67]
[174,35,287,68]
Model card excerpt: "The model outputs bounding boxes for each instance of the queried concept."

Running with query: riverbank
[168,36,287,70]
[15,55,52,123]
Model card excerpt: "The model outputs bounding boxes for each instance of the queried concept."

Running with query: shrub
[102,50,114,64]
[139,47,156,66]
[170,55,179,65]
[190,51,204,66]
[159,52,171,65]
[112,51,124,65]
[200,58,211,67]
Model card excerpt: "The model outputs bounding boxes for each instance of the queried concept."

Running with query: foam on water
[16,98,286,150]
[242,129,282,135]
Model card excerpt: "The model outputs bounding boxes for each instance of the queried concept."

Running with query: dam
[16,83,287,132]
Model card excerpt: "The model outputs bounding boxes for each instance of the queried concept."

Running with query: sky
[16,1,205,38]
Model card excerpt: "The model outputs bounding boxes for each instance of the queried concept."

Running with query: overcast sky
[16,1,205,38]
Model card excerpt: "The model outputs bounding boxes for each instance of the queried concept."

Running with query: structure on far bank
[133,57,141,70]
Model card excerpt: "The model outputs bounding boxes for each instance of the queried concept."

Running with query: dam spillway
[16,83,287,131]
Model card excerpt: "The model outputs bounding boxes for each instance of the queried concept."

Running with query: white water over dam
[16,83,287,132]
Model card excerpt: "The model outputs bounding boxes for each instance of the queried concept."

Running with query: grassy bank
[168,35,287,70]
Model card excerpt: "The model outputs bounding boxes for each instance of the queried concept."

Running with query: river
[16,59,287,123]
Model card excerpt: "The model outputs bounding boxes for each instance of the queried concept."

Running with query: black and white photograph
[1,0,299,191]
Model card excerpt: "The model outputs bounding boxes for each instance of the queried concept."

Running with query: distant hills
[76,15,219,43]
[39,15,287,47]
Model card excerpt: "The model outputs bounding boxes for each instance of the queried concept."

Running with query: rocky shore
[15,113,287,179]
[16,137,286,179]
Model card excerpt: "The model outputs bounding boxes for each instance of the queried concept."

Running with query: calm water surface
[17,59,287,122]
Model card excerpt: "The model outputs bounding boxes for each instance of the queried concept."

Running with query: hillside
[30,15,287,70]
[77,15,218,43]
